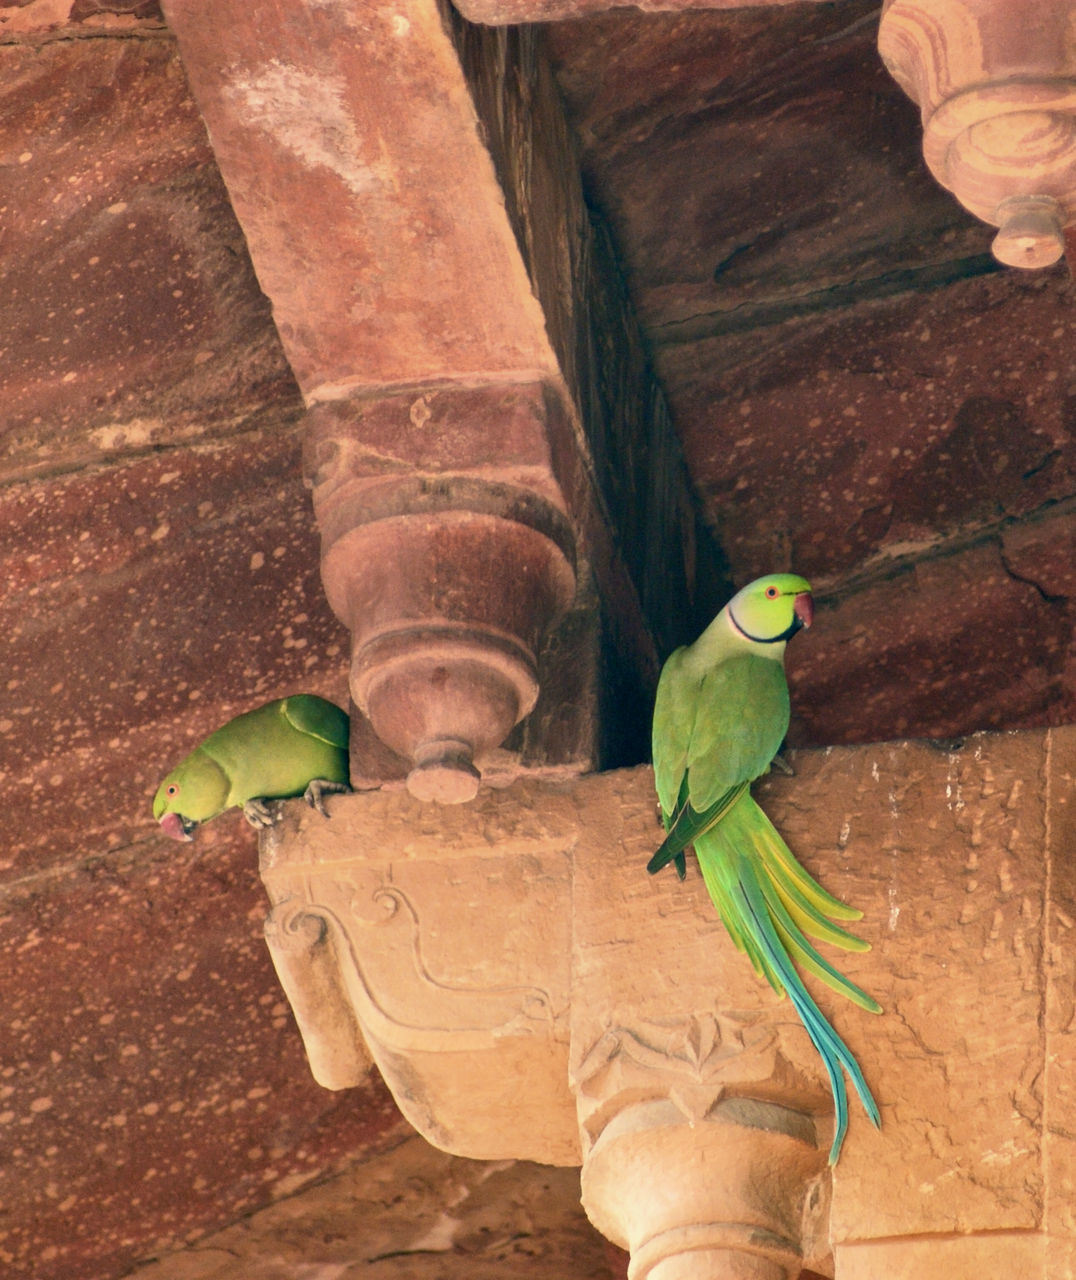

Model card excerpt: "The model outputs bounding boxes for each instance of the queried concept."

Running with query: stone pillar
[879,0,1076,268]
[566,766,837,1280]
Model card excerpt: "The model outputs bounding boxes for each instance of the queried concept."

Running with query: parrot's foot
[242,798,280,829]
[770,751,795,777]
[303,778,352,818]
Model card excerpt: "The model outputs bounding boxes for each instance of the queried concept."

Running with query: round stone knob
[991,195,1066,270]
[406,740,482,804]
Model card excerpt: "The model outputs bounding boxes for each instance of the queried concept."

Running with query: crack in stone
[650,254,1004,348]
[812,492,1076,606]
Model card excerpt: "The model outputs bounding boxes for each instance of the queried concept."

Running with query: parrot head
[727,573,813,644]
[153,748,230,842]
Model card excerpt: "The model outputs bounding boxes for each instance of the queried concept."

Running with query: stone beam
[161,0,715,799]
[158,0,576,801]
[260,725,1076,1278]
[445,14,725,667]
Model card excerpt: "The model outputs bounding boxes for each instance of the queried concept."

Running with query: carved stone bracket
[879,0,1076,268]
[160,0,599,801]
[259,786,579,1164]
[260,727,1076,1279]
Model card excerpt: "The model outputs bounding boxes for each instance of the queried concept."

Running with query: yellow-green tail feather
[692,791,881,1162]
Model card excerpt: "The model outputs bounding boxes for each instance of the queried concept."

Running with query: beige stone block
[261,780,579,1166]
[836,1232,1045,1279]
[260,726,1076,1275]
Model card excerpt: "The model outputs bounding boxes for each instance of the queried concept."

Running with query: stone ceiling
[541,0,1076,745]
[1,0,1073,1278]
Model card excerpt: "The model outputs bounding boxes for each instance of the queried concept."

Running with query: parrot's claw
[242,798,280,829]
[303,778,352,818]
[770,751,795,777]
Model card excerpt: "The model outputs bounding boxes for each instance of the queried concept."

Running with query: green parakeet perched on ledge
[154,694,350,842]
[648,573,880,1163]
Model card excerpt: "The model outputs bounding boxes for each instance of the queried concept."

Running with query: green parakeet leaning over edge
[647,572,881,1164]
[153,694,351,842]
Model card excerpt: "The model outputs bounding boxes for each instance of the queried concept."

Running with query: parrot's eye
[765,586,779,599]
[167,784,179,797]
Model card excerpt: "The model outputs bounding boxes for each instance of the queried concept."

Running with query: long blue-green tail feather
[693,802,880,1164]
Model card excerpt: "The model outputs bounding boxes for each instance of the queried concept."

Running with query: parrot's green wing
[647,777,748,874]
[653,650,787,817]
[650,651,790,874]
[685,653,790,809]
[281,694,349,750]
[651,646,697,822]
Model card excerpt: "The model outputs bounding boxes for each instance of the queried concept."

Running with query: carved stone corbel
[259,782,580,1165]
[879,0,1076,268]
[259,766,859,1278]
[303,386,578,804]
[159,0,598,803]
[258,728,1076,1278]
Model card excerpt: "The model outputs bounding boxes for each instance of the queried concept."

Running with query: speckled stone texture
[0,27,407,1280]
[0,436,411,1280]
[4,2,1076,1277]
[126,1135,628,1279]
[0,33,296,480]
[544,3,1076,744]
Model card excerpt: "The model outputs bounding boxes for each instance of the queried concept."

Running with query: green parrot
[153,694,351,842]
[648,572,880,1163]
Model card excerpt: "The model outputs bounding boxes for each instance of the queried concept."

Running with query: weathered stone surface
[0,37,298,481]
[544,4,988,329]
[665,270,1075,586]
[259,728,1076,1276]
[160,0,558,401]
[126,1135,626,1280]
[545,4,1076,744]
[457,0,825,27]
[0,830,407,1280]
[787,542,1076,746]
[0,0,163,37]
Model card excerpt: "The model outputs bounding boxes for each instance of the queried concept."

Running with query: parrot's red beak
[160,811,194,842]
[793,592,814,629]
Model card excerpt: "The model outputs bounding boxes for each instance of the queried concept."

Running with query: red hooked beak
[160,811,194,842]
[793,592,814,629]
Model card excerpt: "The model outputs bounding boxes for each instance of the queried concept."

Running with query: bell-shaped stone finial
[879,0,1076,268]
